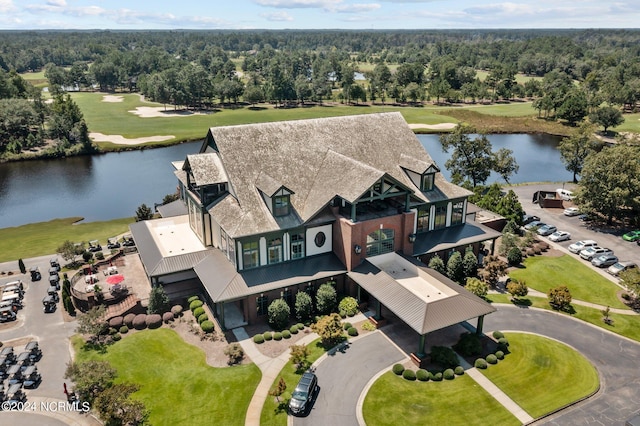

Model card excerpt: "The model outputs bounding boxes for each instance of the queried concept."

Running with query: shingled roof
[197,112,471,238]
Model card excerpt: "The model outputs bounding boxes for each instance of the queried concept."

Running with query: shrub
[132,314,147,330]
[497,337,510,352]
[187,295,200,304]
[268,299,291,331]
[253,334,265,344]
[201,321,215,333]
[289,326,299,334]
[119,325,129,334]
[112,333,121,341]
[416,369,429,381]
[433,372,443,381]
[192,307,205,319]
[108,316,124,328]
[453,332,482,357]
[392,364,405,375]
[539,241,550,251]
[347,327,358,337]
[224,343,244,365]
[171,305,183,317]
[446,251,464,284]
[533,244,542,255]
[464,277,488,298]
[124,313,136,328]
[495,351,505,360]
[282,330,291,339]
[362,321,376,331]
[295,292,313,322]
[273,332,283,341]
[109,327,118,335]
[507,246,523,266]
[430,346,459,369]
[338,296,359,317]
[548,285,572,311]
[147,285,170,315]
[454,366,465,375]
[343,322,352,330]
[526,247,535,256]
[443,369,455,380]
[189,300,204,311]
[197,313,208,324]
[492,330,504,339]
[402,369,416,381]
[162,312,174,323]
[296,323,304,330]
[474,358,488,369]
[316,282,338,315]
[146,314,162,329]
[263,332,273,341]
[95,252,104,260]
[486,354,498,364]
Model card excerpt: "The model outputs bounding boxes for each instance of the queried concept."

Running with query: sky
[0,0,638,30]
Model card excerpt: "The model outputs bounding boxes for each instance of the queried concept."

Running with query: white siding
[259,237,267,266]
[306,224,333,256]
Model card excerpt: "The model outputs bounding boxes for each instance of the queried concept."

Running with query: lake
[0,133,569,229]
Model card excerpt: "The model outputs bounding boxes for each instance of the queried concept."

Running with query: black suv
[289,371,318,415]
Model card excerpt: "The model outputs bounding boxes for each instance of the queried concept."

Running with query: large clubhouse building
[130,112,498,354]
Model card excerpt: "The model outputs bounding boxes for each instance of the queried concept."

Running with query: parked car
[608,261,638,276]
[522,214,540,225]
[289,371,318,416]
[568,240,598,254]
[622,230,640,242]
[548,231,571,242]
[563,207,580,216]
[524,221,545,231]
[30,267,41,282]
[537,224,557,236]
[591,254,619,268]
[580,246,614,261]
[556,188,574,200]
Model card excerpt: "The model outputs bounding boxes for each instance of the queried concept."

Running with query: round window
[314,232,326,248]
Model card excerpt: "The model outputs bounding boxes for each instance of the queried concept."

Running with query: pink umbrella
[105,274,125,285]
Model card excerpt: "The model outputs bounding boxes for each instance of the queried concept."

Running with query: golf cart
[48,273,60,290]
[47,286,60,303]
[121,235,136,247]
[0,346,15,364]
[42,295,57,313]
[22,365,41,389]
[107,237,121,249]
[7,364,23,385]
[30,267,42,281]
[1,293,22,310]
[50,257,60,271]
[0,306,17,322]
[88,240,102,252]
[4,383,26,407]
[16,351,34,367]
[25,341,42,362]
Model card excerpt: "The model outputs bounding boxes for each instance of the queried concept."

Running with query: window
[314,232,326,248]
[268,237,283,264]
[416,207,430,232]
[366,229,394,257]
[421,173,434,191]
[282,288,292,308]
[220,228,228,253]
[273,195,290,217]
[434,203,447,230]
[242,241,259,269]
[256,294,268,316]
[451,201,464,225]
[291,233,305,260]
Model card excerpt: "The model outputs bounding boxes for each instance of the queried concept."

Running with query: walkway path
[524,288,639,315]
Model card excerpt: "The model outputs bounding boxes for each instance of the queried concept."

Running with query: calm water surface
[0,134,569,229]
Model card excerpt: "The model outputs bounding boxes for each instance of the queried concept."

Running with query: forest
[1,29,639,160]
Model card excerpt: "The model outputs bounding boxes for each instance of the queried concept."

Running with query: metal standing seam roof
[412,221,502,256]
[156,200,188,218]
[348,253,495,335]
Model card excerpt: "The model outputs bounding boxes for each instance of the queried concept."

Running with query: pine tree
[18,258,26,274]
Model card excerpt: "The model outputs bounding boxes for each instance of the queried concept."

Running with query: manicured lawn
[0,216,133,263]
[615,112,640,133]
[480,333,599,418]
[508,255,628,309]
[260,338,328,426]
[489,294,640,342]
[363,371,519,426]
[462,101,537,117]
[475,70,544,85]
[73,329,261,426]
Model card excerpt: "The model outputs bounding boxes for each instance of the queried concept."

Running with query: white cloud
[46,0,66,6]
[0,0,17,13]
[253,0,343,8]
[261,11,294,21]
[335,3,381,13]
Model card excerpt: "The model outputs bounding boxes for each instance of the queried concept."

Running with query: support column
[357,285,361,303]
[351,203,357,222]
[417,334,427,358]
[476,315,485,336]
[220,302,226,331]
[405,193,411,212]
[374,299,381,320]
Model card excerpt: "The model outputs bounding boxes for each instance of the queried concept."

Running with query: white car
[568,239,598,254]
[579,246,613,261]
[563,207,580,216]
[548,231,571,242]
[607,261,637,276]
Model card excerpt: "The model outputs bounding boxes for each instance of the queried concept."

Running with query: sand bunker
[102,95,124,102]
[409,123,457,130]
[89,132,174,145]
[130,106,209,118]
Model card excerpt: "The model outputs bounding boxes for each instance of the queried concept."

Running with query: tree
[269,377,287,403]
[589,106,624,133]
[315,282,337,315]
[289,344,310,370]
[548,286,572,311]
[479,255,507,288]
[268,298,291,330]
[93,382,149,426]
[147,285,170,314]
[311,313,344,348]
[162,191,179,205]
[446,251,464,284]
[76,305,108,344]
[135,203,153,221]
[18,258,26,274]
[462,249,478,279]
[492,148,519,184]
[620,268,640,305]
[557,122,598,183]
[295,291,313,322]
[427,254,447,276]
[57,240,78,263]
[439,125,495,187]
[557,89,588,125]
[506,246,523,266]
[506,279,529,299]
[65,360,117,404]
[495,190,525,226]
[464,277,488,299]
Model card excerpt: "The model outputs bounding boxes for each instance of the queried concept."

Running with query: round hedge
[146,314,162,329]
[109,327,118,335]
[416,369,429,381]
[124,313,136,328]
[108,316,124,328]
[402,369,416,381]
[495,350,505,360]
[197,313,209,324]
[454,366,465,375]
[253,334,265,344]
[119,325,129,334]
[162,312,174,323]
[112,333,121,341]
[296,323,304,330]
[486,354,498,364]
[273,332,283,341]
[132,314,147,330]
[263,332,273,341]
[189,300,204,311]
[192,307,205,318]
[343,322,352,330]
[443,369,455,380]
[187,295,200,304]
[347,327,358,337]
[492,330,504,339]
[171,305,183,317]
[433,372,443,381]
[282,330,291,339]
[392,364,405,375]
[289,326,299,334]
[474,358,488,369]
[201,320,215,333]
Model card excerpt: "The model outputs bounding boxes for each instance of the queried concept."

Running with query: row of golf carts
[0,341,42,407]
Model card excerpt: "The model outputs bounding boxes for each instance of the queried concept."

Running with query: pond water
[0,133,569,229]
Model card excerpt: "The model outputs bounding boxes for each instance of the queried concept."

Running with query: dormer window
[421,173,435,191]
[273,195,290,217]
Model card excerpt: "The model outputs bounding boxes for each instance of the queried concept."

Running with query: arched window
[366,229,394,257]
